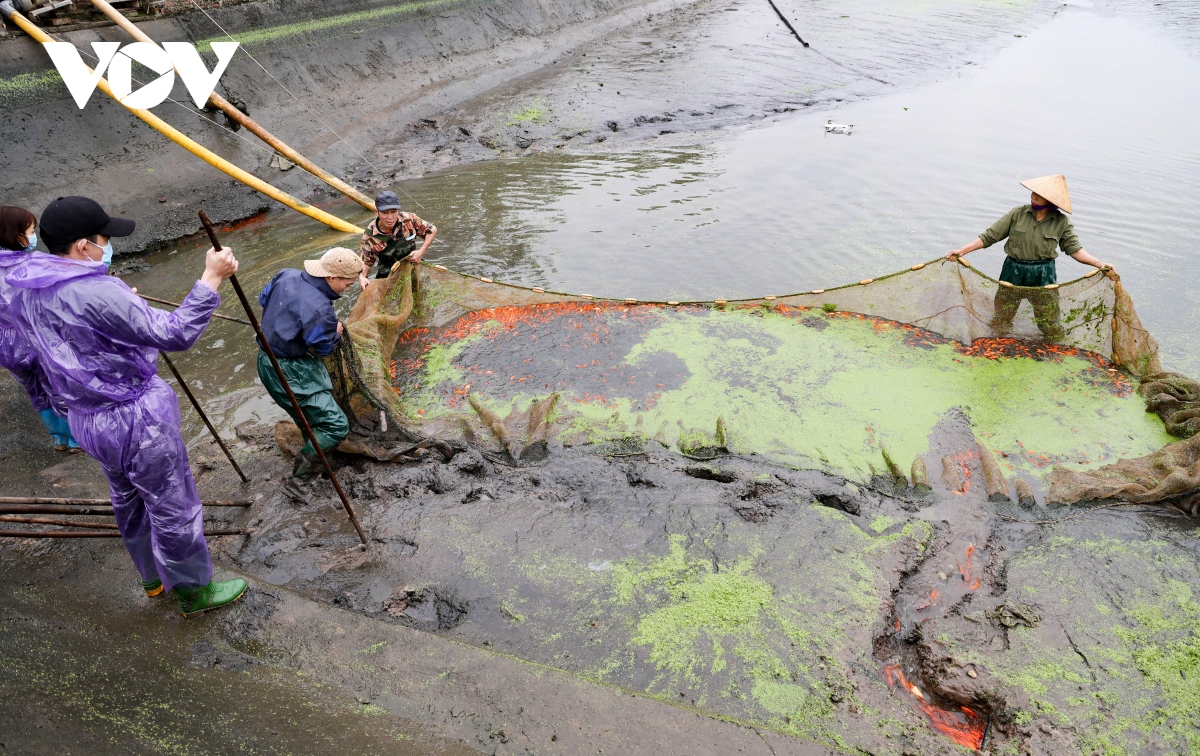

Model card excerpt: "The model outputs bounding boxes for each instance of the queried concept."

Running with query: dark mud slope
[0,0,693,249]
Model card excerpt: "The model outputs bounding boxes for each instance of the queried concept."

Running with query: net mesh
[324,256,1196,517]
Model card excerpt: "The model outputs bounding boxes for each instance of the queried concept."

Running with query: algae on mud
[923,523,1200,755]
[393,299,1170,484]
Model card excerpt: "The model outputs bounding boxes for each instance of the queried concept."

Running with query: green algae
[195,0,462,52]
[974,532,1200,754]
[507,100,548,125]
[407,305,1170,483]
[869,515,897,534]
[592,521,928,748]
[0,70,66,108]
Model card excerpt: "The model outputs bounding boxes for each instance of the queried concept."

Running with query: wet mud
[4,0,1200,752]
[139,386,1192,754]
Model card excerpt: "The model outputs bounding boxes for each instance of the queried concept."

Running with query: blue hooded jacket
[258,269,341,358]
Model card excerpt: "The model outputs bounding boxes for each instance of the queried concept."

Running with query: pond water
[406,3,1200,374]
[125,0,1200,444]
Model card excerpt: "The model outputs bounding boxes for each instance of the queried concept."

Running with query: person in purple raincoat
[0,205,78,452]
[7,196,246,617]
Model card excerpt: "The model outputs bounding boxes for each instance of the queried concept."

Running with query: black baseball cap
[374,190,401,212]
[39,196,136,248]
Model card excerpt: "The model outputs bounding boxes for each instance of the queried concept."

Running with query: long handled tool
[88,0,375,211]
[198,210,368,546]
[0,497,250,506]
[0,529,252,538]
[159,352,248,483]
[140,293,251,326]
[0,3,363,235]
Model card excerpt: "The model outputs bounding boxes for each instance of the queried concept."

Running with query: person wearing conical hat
[948,175,1111,341]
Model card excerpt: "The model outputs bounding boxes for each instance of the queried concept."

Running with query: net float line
[420,258,1112,308]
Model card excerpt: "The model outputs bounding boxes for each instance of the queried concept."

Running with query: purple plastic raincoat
[7,253,219,592]
[0,248,56,413]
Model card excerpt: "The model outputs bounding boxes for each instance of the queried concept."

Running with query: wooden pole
[0,529,253,538]
[0,505,115,516]
[0,497,250,506]
[88,0,375,211]
[0,516,119,530]
[0,5,364,235]
[160,352,249,483]
[140,293,251,326]
[198,210,368,546]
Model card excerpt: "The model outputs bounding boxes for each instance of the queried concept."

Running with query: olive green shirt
[978,205,1082,261]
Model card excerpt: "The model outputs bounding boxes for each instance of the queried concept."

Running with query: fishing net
[319,261,426,459]
[321,255,1197,515]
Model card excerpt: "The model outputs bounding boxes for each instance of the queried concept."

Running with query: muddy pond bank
[175,402,1199,755]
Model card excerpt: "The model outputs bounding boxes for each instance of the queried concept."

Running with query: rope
[418,257,1113,309]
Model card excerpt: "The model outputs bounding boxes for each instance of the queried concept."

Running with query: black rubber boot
[291,449,320,481]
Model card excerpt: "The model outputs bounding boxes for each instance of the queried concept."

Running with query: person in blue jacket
[257,247,364,488]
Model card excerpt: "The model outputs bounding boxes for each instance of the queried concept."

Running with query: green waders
[993,257,1063,341]
[256,352,349,458]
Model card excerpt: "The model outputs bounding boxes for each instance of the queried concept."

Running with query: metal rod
[0,529,253,538]
[88,0,375,211]
[160,352,249,483]
[0,497,250,507]
[0,505,115,516]
[0,516,119,529]
[140,293,251,326]
[198,210,368,546]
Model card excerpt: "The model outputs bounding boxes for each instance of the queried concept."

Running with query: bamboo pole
[88,0,376,211]
[198,210,368,546]
[0,516,119,529]
[0,529,252,538]
[0,4,364,235]
[140,293,251,326]
[0,497,250,506]
[0,505,115,515]
[160,352,249,483]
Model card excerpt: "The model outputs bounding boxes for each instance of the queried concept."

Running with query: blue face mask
[88,239,114,267]
[22,233,36,252]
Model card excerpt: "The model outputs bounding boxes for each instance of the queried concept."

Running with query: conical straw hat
[1020,174,1072,214]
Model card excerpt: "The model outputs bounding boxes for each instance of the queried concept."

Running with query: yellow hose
[88,0,376,212]
[5,8,363,235]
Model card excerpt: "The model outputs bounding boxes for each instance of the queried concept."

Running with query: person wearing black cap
[7,196,247,617]
[358,190,437,282]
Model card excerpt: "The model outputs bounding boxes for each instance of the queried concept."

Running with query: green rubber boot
[143,579,165,597]
[176,578,248,618]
